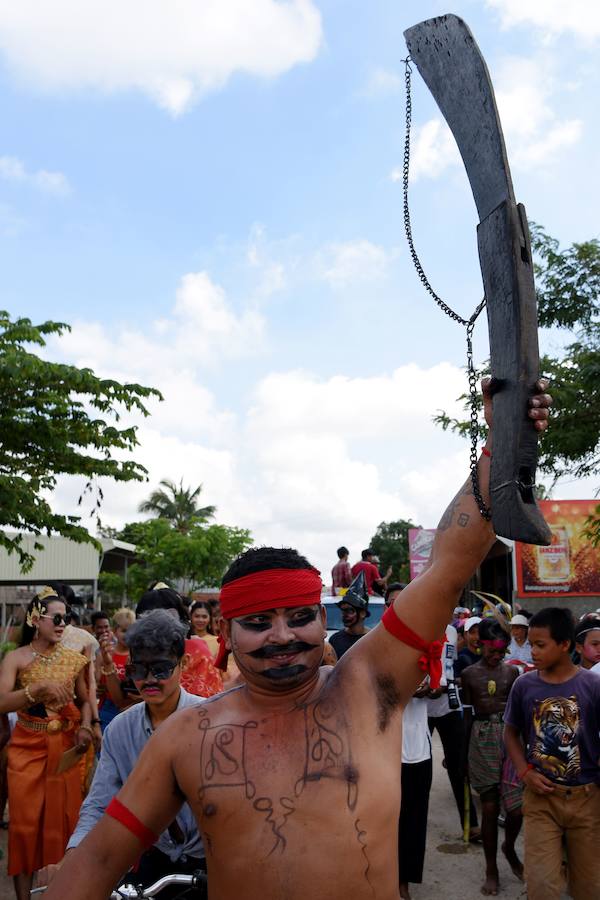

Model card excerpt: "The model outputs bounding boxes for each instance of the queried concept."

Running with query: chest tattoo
[196,693,357,855]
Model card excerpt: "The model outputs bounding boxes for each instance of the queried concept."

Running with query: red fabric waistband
[381,605,444,689]
[106,797,158,849]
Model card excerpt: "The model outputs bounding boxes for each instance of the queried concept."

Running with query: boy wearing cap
[455,617,481,678]
[508,615,532,665]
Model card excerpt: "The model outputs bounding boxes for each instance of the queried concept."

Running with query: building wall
[517,595,600,621]
[0,534,100,582]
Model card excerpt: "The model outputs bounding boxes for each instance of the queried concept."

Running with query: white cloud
[392,55,583,182]
[0,155,70,195]
[0,0,323,115]
[56,269,265,379]
[390,118,460,183]
[361,67,403,98]
[246,224,287,297]
[486,0,600,41]
[320,239,396,287]
[50,285,471,579]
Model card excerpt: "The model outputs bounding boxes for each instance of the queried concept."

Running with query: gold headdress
[26,586,59,627]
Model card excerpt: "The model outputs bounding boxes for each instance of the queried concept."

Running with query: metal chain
[401,56,491,520]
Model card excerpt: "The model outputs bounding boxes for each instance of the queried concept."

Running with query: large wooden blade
[404,14,551,545]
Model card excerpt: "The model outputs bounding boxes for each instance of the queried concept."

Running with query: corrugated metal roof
[0,533,101,582]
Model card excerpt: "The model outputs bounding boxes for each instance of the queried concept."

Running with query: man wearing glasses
[39,610,205,898]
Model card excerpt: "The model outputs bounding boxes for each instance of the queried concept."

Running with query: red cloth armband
[381,605,444,689]
[106,797,158,849]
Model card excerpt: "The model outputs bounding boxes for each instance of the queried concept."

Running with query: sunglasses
[40,613,68,627]
[125,659,179,682]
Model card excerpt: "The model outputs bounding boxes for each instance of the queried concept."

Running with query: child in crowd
[504,607,600,900]
[574,615,600,671]
[461,618,522,896]
[96,607,136,730]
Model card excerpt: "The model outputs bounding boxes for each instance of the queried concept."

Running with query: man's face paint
[228,605,325,689]
[339,603,359,628]
[480,638,508,666]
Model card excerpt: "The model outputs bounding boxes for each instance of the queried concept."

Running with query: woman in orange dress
[189,600,220,657]
[0,587,93,900]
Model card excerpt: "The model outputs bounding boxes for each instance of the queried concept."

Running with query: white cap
[463,616,481,632]
[510,614,529,627]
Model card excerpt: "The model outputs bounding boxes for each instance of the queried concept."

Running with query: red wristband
[517,763,534,781]
[481,447,491,458]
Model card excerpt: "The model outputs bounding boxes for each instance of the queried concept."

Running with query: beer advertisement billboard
[515,500,600,597]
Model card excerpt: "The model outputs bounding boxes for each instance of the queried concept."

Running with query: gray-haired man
[38,610,206,897]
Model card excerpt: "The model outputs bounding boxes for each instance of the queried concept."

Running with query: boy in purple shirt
[504,607,600,900]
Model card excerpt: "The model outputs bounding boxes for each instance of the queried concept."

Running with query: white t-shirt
[402,696,432,764]
[427,624,459,718]
[591,661,600,676]
[507,637,533,665]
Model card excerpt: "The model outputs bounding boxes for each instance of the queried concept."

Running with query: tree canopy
[434,225,600,491]
[138,478,216,532]
[110,517,252,599]
[0,311,162,570]
[367,518,416,583]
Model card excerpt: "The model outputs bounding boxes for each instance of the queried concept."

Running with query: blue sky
[1,0,598,578]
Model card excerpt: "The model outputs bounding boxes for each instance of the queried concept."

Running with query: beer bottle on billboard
[536,526,570,584]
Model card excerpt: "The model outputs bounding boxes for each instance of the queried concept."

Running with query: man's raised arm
[354,378,550,701]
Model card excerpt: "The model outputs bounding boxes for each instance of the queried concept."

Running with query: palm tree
[138,479,216,532]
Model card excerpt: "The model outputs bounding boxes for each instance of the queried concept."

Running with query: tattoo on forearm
[458,513,470,527]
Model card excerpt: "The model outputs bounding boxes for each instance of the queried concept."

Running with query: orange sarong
[7,707,84,875]
[8,642,87,876]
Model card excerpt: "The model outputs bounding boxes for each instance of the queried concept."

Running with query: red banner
[515,500,600,597]
[408,528,436,580]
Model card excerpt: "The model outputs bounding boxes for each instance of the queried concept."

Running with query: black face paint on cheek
[262,664,308,680]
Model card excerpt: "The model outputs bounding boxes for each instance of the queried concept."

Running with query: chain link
[402,56,491,520]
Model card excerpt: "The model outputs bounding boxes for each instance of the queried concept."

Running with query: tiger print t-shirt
[504,668,600,785]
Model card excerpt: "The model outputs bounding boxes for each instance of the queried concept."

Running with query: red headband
[215,567,322,671]
[219,568,322,620]
[480,639,509,649]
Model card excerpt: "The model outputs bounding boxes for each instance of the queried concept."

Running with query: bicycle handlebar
[31,870,206,898]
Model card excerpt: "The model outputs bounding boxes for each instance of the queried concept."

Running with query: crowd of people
[328,560,600,899]
[0,569,598,899]
[0,380,597,900]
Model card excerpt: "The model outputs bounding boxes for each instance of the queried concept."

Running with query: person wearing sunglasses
[0,586,93,900]
[37,609,206,899]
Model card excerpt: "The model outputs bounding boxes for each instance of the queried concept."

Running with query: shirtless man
[43,380,551,900]
[461,618,522,896]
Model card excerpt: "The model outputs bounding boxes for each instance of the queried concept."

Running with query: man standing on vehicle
[43,380,552,900]
[351,548,390,596]
[331,546,353,596]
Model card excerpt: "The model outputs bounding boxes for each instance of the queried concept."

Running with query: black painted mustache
[249,641,318,659]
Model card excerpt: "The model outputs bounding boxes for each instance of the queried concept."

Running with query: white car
[321,593,386,640]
